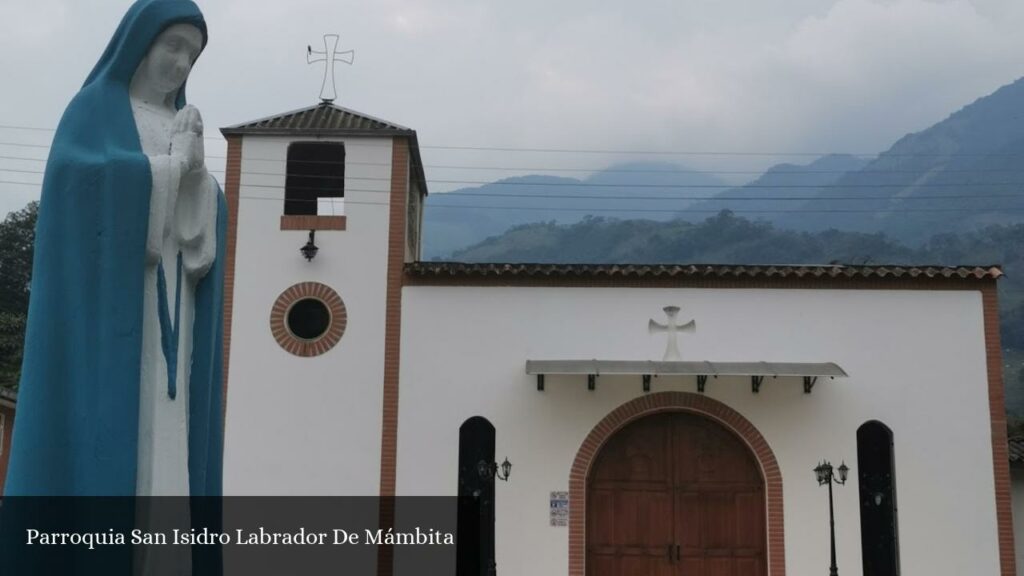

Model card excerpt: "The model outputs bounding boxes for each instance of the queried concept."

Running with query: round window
[287,298,331,340]
[270,282,347,357]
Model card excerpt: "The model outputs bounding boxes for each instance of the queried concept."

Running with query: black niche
[284,141,345,216]
[286,298,330,340]
[857,420,900,576]
[457,417,496,576]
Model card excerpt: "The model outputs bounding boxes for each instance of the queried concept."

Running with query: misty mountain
[682,154,869,218]
[426,76,1024,256]
[762,77,1024,242]
[422,162,728,259]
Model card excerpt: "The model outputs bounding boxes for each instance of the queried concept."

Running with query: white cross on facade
[649,306,696,361]
[307,34,354,103]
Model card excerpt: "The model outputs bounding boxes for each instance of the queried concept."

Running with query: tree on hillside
[0,201,37,390]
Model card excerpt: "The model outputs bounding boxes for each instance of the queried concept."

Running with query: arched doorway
[586,412,766,576]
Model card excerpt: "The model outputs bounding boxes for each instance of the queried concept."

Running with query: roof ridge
[221,103,322,130]
[325,103,411,131]
[221,103,414,134]
[405,262,1003,281]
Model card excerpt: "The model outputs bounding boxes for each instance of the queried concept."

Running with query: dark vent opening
[287,298,331,340]
[284,142,345,216]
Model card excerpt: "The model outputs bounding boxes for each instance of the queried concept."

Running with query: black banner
[0,497,458,575]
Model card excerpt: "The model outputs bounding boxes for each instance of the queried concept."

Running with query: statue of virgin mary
[4,0,225,500]
[2,4,226,573]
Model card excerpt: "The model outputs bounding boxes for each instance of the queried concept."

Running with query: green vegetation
[0,201,36,391]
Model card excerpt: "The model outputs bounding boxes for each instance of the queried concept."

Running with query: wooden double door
[587,412,766,576]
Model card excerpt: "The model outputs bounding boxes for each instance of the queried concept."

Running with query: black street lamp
[815,460,849,576]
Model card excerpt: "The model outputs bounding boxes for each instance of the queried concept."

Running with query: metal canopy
[526,360,847,394]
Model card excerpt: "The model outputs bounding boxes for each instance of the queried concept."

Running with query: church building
[214,101,1011,576]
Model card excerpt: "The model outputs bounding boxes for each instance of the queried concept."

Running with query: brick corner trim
[221,135,243,427]
[982,285,1017,576]
[568,392,785,576]
[377,137,410,576]
[269,282,347,358]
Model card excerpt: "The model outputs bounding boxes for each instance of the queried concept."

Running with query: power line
[7,121,1024,159]
[9,137,1024,178]
[13,151,1024,181]
[0,123,229,144]
[413,145,1024,159]
[0,156,46,163]
[5,180,1024,215]
[224,196,1024,214]
[0,142,49,149]
[200,194,1024,214]
[0,125,52,132]
[6,166,1024,192]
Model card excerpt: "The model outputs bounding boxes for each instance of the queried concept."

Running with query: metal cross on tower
[649,306,696,361]
[307,34,354,103]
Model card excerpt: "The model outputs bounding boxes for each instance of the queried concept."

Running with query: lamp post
[815,460,849,576]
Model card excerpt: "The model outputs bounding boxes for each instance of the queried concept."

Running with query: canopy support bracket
[751,375,765,394]
[803,376,818,394]
[697,374,709,394]
[537,374,545,391]
[588,374,597,391]
[642,374,652,393]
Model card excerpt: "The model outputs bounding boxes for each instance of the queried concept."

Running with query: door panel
[587,413,766,576]
[676,492,702,551]
[680,557,704,576]
[673,415,765,575]
[734,491,766,555]
[588,415,675,574]
[735,557,764,576]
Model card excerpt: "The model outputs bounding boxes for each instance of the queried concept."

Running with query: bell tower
[218,103,426,495]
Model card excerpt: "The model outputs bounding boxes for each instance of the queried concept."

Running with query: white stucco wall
[397,286,998,575]
[223,135,394,495]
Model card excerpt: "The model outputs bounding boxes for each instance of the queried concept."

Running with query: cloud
[3,0,1024,212]
[499,0,1024,162]
[402,0,1024,180]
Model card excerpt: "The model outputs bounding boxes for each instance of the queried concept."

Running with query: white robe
[131,101,218,576]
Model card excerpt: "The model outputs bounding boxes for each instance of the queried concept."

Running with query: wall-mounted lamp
[478,458,512,482]
[300,230,319,261]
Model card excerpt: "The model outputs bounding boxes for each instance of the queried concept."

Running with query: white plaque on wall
[550,491,569,527]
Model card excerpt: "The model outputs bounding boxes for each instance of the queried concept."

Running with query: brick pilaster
[221,135,242,428]
[377,138,409,576]
[983,285,1016,576]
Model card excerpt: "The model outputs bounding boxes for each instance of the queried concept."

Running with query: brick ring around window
[270,282,347,357]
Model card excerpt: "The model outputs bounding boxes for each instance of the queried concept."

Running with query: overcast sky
[3,0,1024,217]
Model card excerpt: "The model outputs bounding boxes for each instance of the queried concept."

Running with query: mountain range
[423,163,727,259]
[422,76,1024,259]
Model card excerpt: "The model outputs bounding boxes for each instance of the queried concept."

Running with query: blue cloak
[4,0,224,498]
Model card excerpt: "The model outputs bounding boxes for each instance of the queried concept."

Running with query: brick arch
[568,392,784,576]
